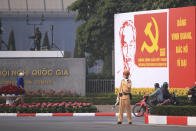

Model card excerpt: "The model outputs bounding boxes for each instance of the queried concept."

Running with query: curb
[145,115,196,126]
[0,113,135,117]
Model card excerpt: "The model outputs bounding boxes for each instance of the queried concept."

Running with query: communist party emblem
[134,13,167,67]
[141,17,159,53]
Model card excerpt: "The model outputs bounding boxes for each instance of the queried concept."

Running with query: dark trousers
[35,40,40,51]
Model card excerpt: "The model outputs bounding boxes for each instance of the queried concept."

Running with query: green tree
[8,29,16,51]
[69,0,196,77]
[42,31,50,50]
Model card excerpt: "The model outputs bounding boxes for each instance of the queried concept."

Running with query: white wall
[0,0,9,11]
[28,0,44,11]
[0,51,64,58]
[0,0,77,11]
[10,0,27,11]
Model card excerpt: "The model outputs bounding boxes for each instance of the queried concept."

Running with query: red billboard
[169,6,196,88]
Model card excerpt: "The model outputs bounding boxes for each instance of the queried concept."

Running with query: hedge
[151,105,196,116]
[0,102,98,113]
[0,95,189,105]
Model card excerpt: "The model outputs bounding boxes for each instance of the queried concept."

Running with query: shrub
[0,102,97,113]
[151,105,196,116]
[0,95,190,105]
[25,89,79,97]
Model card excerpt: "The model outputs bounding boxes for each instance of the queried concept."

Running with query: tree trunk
[102,52,112,78]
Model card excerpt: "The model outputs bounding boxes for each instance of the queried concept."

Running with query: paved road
[0,116,195,131]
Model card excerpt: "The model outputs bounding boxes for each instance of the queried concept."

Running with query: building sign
[115,6,195,88]
[0,68,69,85]
[0,58,86,96]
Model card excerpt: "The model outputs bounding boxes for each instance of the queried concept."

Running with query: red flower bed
[0,85,25,95]
[0,102,97,113]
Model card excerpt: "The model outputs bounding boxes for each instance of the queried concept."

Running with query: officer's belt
[122,92,130,95]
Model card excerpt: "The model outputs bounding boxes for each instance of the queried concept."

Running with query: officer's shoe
[117,121,122,124]
[129,122,132,125]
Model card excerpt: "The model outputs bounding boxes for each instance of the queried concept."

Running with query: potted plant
[0,84,25,105]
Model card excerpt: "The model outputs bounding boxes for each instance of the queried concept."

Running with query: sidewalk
[95,105,134,113]
[95,105,119,113]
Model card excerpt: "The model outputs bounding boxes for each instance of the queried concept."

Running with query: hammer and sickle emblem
[141,17,159,53]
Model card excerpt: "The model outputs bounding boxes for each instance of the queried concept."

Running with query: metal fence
[86,79,114,94]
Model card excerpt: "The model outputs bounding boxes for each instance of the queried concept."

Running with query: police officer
[117,70,132,124]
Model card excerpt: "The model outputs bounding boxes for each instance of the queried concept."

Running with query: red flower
[59,102,65,107]
[65,104,70,107]
[47,103,52,108]
[52,103,59,107]
[41,102,47,108]
[36,103,40,107]
[0,85,25,95]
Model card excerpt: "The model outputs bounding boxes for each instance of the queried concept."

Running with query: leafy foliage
[0,95,190,105]
[151,105,196,116]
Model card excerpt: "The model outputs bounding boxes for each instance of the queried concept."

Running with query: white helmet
[19,72,24,77]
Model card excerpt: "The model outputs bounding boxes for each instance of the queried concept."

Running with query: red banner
[134,13,167,67]
[169,6,196,88]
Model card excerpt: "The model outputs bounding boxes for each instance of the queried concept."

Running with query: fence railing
[86,79,114,94]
